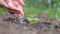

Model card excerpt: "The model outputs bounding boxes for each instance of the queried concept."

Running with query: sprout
[26,14,40,24]
[27,17,40,24]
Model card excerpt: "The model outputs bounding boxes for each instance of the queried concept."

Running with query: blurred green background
[0,0,60,19]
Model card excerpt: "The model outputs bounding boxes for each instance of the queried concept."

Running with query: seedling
[27,17,40,24]
[26,14,40,24]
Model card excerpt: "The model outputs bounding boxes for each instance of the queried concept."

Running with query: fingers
[0,0,25,11]
[7,0,24,17]
[8,10,24,18]
[17,0,25,7]
[4,0,9,3]
[0,0,24,17]
[7,0,22,12]
[0,0,9,7]
[9,8,24,17]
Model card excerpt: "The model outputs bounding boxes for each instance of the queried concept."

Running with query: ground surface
[0,13,60,34]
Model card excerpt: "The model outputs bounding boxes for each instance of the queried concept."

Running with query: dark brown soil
[0,13,60,34]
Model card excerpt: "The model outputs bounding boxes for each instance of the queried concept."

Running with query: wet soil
[0,13,60,34]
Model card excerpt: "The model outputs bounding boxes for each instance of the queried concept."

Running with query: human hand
[0,0,25,17]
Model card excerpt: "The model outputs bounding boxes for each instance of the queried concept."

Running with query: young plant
[26,14,40,24]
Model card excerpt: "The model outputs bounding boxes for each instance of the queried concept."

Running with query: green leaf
[28,17,40,24]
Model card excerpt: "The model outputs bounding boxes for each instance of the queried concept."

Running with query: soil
[0,13,60,34]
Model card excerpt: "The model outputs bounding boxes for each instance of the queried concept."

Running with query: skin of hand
[0,0,25,18]
[9,1,24,18]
